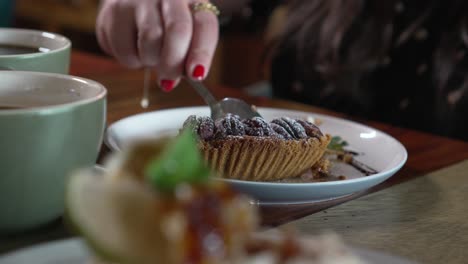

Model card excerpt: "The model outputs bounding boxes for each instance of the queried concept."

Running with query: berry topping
[271,117,308,139]
[183,115,323,141]
[282,117,308,139]
[296,119,323,138]
[215,114,245,138]
[270,123,294,140]
[243,117,274,136]
[198,117,215,140]
[182,115,201,135]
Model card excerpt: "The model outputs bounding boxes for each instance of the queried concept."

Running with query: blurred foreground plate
[0,237,417,264]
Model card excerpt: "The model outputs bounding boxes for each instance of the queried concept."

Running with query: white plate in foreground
[0,238,417,264]
[105,107,407,204]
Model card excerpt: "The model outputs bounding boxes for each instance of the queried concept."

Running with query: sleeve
[249,0,283,18]
[221,0,283,32]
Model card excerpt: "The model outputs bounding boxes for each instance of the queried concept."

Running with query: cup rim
[0,28,71,58]
[0,71,107,115]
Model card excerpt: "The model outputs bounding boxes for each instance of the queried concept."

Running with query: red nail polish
[160,79,175,92]
[192,64,205,80]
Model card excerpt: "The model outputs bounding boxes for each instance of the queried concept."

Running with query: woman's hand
[96,0,220,92]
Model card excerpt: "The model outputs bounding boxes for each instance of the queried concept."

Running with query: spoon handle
[185,78,224,117]
[185,78,218,106]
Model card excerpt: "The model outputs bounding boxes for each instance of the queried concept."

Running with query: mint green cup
[0,28,71,73]
[0,71,106,233]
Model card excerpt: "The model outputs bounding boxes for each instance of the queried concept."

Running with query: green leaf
[145,129,210,193]
[327,136,348,151]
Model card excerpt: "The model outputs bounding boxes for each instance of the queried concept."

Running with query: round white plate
[0,238,417,264]
[105,106,407,204]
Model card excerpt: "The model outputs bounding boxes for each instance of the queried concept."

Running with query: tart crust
[199,134,331,181]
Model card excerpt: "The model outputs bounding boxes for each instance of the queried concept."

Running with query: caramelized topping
[162,184,240,264]
[245,233,302,262]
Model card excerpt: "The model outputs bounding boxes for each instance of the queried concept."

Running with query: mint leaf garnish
[145,129,210,192]
[327,136,348,151]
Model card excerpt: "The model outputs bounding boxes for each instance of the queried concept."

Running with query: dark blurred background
[1,0,281,89]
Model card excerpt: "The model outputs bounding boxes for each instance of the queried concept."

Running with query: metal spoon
[184,77,262,120]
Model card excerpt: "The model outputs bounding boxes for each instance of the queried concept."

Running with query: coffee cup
[0,28,71,73]
[0,71,106,233]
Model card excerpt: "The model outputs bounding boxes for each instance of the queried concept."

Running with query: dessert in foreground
[66,130,366,264]
[183,115,331,181]
[66,130,257,264]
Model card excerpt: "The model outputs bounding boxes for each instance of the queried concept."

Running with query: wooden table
[2,51,468,261]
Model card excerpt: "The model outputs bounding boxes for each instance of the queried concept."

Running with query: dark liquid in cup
[0,106,24,110]
[0,44,44,55]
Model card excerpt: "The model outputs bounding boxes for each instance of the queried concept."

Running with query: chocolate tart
[183,115,331,181]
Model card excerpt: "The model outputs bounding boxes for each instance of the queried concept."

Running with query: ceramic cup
[0,71,107,233]
[0,28,71,73]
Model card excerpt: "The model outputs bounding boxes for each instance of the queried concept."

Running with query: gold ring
[190,2,220,16]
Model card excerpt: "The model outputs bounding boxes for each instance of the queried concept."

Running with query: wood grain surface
[291,160,468,264]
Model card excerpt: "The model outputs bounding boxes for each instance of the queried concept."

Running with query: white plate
[0,238,417,264]
[105,107,407,204]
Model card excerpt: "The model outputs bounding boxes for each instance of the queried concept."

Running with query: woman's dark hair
[271,0,468,95]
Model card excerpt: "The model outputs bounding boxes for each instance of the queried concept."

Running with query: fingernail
[192,64,205,80]
[160,79,175,92]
